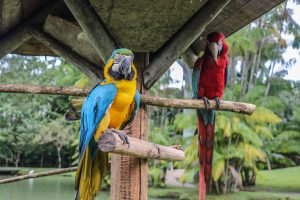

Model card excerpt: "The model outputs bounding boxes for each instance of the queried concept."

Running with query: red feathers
[195,32,229,99]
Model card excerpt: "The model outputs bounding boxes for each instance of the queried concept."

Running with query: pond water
[0,174,169,200]
[0,174,110,200]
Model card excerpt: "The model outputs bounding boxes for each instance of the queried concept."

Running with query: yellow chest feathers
[108,80,136,128]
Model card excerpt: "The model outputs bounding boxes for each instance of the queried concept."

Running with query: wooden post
[110,53,148,200]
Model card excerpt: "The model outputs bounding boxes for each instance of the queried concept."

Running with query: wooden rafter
[143,0,231,89]
[0,84,256,115]
[43,15,103,67]
[181,48,198,69]
[0,0,63,59]
[64,0,116,62]
[30,28,102,83]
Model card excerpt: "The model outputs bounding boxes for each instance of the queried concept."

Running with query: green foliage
[0,55,83,167]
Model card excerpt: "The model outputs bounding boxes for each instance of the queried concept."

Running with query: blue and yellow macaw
[75,48,140,200]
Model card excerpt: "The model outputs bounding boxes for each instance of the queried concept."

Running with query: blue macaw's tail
[75,141,108,200]
[197,109,216,200]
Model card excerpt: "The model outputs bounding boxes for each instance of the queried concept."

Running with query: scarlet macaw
[192,32,229,200]
[75,48,140,200]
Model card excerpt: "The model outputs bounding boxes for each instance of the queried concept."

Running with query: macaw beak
[208,42,218,62]
[119,57,132,79]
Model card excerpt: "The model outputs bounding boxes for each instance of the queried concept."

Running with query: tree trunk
[56,146,62,168]
[264,1,287,97]
[40,152,44,168]
[14,153,20,168]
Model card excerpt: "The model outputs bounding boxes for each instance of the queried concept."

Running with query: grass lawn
[149,187,300,200]
[256,166,300,192]
[149,166,300,200]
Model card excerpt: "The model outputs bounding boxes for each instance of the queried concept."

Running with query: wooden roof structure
[0,0,284,88]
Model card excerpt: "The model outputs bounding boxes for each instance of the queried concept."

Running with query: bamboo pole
[0,84,256,114]
[0,167,77,184]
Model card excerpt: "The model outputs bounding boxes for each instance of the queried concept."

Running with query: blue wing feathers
[79,84,117,159]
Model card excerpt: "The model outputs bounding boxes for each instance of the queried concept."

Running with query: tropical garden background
[0,1,300,199]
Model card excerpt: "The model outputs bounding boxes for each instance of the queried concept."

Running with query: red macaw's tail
[197,110,216,200]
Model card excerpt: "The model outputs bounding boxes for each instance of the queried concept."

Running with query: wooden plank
[12,38,56,56]
[0,84,256,115]
[110,53,149,200]
[143,0,231,89]
[90,0,207,52]
[98,131,184,161]
[0,0,62,58]
[64,0,116,62]
[0,0,22,34]
[43,15,102,66]
[30,28,102,83]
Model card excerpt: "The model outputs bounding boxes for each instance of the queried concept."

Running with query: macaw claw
[201,97,210,109]
[214,97,221,109]
[108,128,130,148]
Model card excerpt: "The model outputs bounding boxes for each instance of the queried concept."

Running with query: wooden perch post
[0,0,63,58]
[143,0,231,89]
[30,28,102,83]
[64,0,116,62]
[99,131,184,161]
[0,84,256,115]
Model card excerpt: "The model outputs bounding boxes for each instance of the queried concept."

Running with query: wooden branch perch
[0,167,77,184]
[30,28,102,83]
[64,0,116,62]
[0,84,256,114]
[143,0,231,89]
[0,0,63,58]
[98,131,185,161]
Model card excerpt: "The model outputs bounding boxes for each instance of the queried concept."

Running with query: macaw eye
[114,54,122,63]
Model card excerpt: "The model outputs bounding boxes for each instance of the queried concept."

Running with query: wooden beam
[181,48,198,69]
[30,28,102,83]
[98,131,184,161]
[43,15,103,66]
[64,0,116,62]
[0,0,63,59]
[0,84,256,115]
[143,0,231,89]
